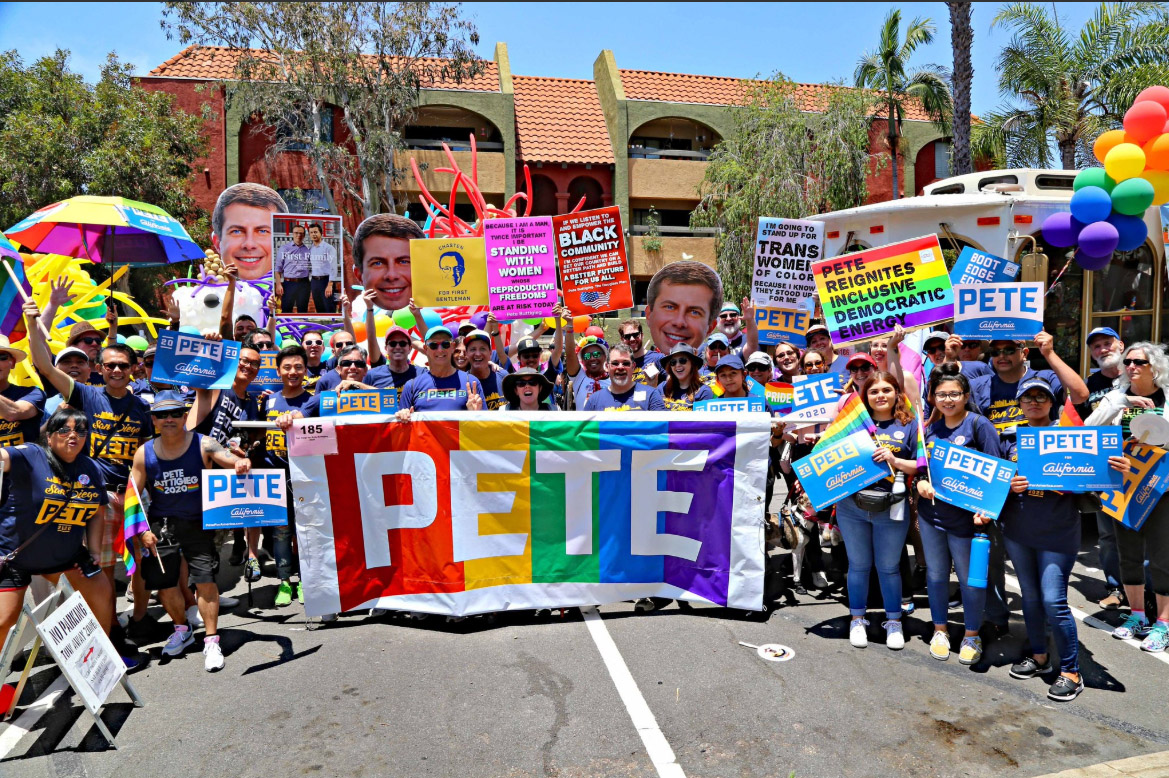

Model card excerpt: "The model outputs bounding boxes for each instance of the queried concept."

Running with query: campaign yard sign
[950,247,1021,286]
[483,217,558,319]
[929,440,1016,518]
[202,469,289,529]
[695,397,768,413]
[152,331,240,390]
[793,430,889,511]
[554,207,633,316]
[1101,439,1169,531]
[755,306,812,348]
[1016,426,1123,491]
[953,282,1044,341]
[813,234,954,345]
[248,350,282,395]
[775,373,842,424]
[752,218,821,346]
[318,389,398,416]
[411,237,489,307]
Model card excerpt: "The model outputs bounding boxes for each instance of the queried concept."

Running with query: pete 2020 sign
[288,413,769,617]
[1015,426,1123,492]
[776,373,841,424]
[201,469,289,529]
[953,282,1044,341]
[928,440,1016,518]
[793,430,889,511]
[411,237,489,307]
[752,217,822,347]
[1101,439,1169,531]
[152,332,241,390]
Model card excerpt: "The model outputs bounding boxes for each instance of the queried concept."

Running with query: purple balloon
[1040,212,1082,248]
[1075,249,1112,271]
[1078,220,1120,259]
[469,311,488,330]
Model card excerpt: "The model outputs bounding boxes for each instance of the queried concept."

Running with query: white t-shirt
[570,369,610,410]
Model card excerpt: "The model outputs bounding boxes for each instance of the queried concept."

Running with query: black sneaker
[1047,675,1084,702]
[125,613,158,643]
[228,544,246,566]
[1009,656,1052,679]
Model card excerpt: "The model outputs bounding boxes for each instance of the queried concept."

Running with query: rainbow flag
[911,397,928,470]
[120,478,150,577]
[812,393,875,452]
[765,381,793,414]
[0,235,31,340]
[1060,398,1084,427]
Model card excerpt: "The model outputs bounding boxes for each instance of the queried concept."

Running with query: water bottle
[890,472,906,522]
[968,533,991,589]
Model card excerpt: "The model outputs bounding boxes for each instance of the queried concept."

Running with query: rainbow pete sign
[289,413,770,617]
[813,234,954,345]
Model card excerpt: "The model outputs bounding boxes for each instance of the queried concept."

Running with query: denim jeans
[1095,511,1123,590]
[1003,536,1079,674]
[834,495,910,619]
[918,519,987,633]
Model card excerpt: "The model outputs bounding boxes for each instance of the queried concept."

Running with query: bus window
[1093,244,1156,312]
[978,174,1019,190]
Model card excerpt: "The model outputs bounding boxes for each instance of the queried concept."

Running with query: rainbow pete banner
[289,412,770,617]
[812,234,954,345]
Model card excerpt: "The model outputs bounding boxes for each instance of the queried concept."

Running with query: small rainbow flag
[765,381,793,413]
[812,393,875,453]
[120,478,150,577]
[912,399,928,470]
[0,234,31,340]
[1059,398,1084,427]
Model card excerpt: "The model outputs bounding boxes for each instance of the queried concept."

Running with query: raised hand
[48,278,74,307]
[466,379,484,410]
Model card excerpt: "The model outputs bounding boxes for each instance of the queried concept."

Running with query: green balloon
[392,307,416,330]
[522,318,542,325]
[1074,167,1116,193]
[1111,177,1155,216]
[125,335,149,353]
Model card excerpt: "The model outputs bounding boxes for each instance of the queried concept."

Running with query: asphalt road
[2,525,1168,778]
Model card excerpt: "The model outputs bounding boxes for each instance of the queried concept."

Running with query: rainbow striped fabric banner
[120,479,150,576]
[813,234,954,345]
[812,393,875,453]
[289,413,770,617]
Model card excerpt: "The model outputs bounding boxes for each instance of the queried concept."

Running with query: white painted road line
[0,674,71,759]
[1003,573,1169,667]
[580,606,686,778]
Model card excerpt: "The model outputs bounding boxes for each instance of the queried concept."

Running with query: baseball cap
[150,390,188,413]
[1016,376,1056,401]
[1086,327,1120,345]
[424,325,453,341]
[705,333,731,348]
[53,346,90,365]
[515,336,540,354]
[457,321,477,335]
[720,302,742,315]
[384,325,411,343]
[463,328,492,346]
[745,352,774,369]
[805,323,830,340]
[923,330,950,347]
[847,353,879,370]
[143,346,157,360]
[715,354,745,372]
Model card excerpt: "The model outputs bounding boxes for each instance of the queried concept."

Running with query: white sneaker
[849,617,869,648]
[186,604,204,630]
[884,620,905,650]
[203,639,224,672]
[811,572,830,590]
[162,627,194,657]
[218,595,240,608]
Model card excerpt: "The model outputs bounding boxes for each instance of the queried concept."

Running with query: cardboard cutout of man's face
[646,280,717,351]
[358,235,412,311]
[212,203,276,281]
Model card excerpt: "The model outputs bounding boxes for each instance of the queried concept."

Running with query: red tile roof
[617,69,934,122]
[146,45,500,92]
[512,76,614,164]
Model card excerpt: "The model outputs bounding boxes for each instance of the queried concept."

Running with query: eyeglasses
[989,346,1020,357]
[621,332,641,341]
[514,377,541,387]
[1019,394,1051,404]
[386,340,411,348]
[934,391,965,401]
[239,358,261,369]
[609,360,633,368]
[102,362,131,371]
[77,336,102,346]
[152,409,186,419]
[1123,358,1151,367]
[339,360,365,368]
[53,426,88,438]
[427,340,452,350]
[719,313,739,320]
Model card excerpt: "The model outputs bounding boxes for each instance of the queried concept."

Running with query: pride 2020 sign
[289,413,770,617]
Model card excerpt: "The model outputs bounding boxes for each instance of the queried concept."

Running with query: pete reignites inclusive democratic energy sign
[1016,426,1123,492]
[752,218,821,347]
[953,282,1045,341]
[928,440,1016,518]
[201,469,289,529]
[152,332,241,390]
[793,430,890,511]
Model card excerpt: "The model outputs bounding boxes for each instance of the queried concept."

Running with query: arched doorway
[567,176,604,212]
[529,174,558,216]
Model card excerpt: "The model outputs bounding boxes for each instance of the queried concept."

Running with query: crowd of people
[0,197,1163,707]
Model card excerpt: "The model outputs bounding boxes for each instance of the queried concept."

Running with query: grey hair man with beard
[1082,326,1126,611]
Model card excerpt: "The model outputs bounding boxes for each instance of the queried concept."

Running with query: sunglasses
[254,342,274,350]
[386,340,411,348]
[304,340,323,347]
[1019,394,1051,404]
[339,359,365,368]
[1123,358,1151,366]
[152,409,186,419]
[621,332,641,341]
[102,362,131,371]
[719,313,739,320]
[707,344,730,352]
[427,340,452,350]
[581,350,605,360]
[77,336,103,346]
[53,426,88,437]
[849,364,873,373]
[666,357,692,368]
[924,343,945,354]
[989,346,1020,357]
[514,377,541,387]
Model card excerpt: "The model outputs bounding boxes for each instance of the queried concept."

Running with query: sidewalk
[1037,750,1169,777]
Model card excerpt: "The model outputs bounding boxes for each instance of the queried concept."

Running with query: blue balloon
[420,308,444,334]
[1105,212,1149,252]
[178,326,201,336]
[1069,186,1113,224]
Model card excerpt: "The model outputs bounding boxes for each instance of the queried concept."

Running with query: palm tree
[973,2,1169,170]
[947,1,974,176]
[854,9,953,199]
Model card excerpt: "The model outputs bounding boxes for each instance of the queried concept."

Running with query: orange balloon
[1094,129,1130,164]
[1143,169,1169,206]
[572,315,591,331]
[1144,133,1169,171]
[351,321,367,341]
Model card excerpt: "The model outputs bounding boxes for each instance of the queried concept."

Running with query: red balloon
[1135,85,1169,114]
[1124,101,1168,145]
[0,684,14,714]
[584,325,605,338]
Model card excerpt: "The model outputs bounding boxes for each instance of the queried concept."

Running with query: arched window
[567,176,604,212]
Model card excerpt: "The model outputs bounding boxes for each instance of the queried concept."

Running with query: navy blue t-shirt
[467,368,508,410]
[633,351,664,386]
[920,412,1001,537]
[971,368,1063,436]
[0,384,45,447]
[662,383,714,412]
[399,370,478,412]
[999,432,1081,555]
[0,444,107,570]
[143,434,205,522]
[584,383,666,412]
[365,364,420,401]
[69,382,152,489]
[262,391,321,470]
[869,417,918,493]
[195,388,258,445]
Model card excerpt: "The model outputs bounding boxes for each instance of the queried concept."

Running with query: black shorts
[0,548,99,591]
[152,518,220,587]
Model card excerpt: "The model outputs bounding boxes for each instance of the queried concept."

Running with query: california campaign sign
[949,247,1021,286]
[1101,440,1169,531]
[775,373,842,424]
[929,440,1016,518]
[151,331,240,390]
[318,390,398,416]
[793,430,889,511]
[1016,426,1123,491]
[953,282,1045,341]
[201,469,289,529]
[288,413,769,618]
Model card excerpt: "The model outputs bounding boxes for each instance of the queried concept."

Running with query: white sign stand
[0,577,144,748]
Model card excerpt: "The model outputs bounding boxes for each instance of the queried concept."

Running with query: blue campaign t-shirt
[971,368,1063,436]
[69,382,152,489]
[869,417,919,493]
[143,434,205,522]
[261,391,320,470]
[662,382,715,412]
[633,351,664,386]
[365,364,420,401]
[920,412,1002,537]
[399,370,478,412]
[0,384,45,447]
[999,432,1081,555]
[195,388,258,445]
[0,444,107,570]
[584,383,666,412]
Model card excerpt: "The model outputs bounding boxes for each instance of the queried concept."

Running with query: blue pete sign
[695,397,767,413]
[793,430,889,511]
[318,389,399,416]
[776,373,842,424]
[248,351,282,395]
[1016,426,1123,491]
[201,469,288,529]
[152,332,240,390]
[929,440,1016,518]
[949,247,1020,286]
[755,306,811,347]
[1101,440,1169,531]
[953,282,1045,341]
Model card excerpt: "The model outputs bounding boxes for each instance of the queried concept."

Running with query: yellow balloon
[543,317,559,329]
[374,313,393,341]
[1144,169,1169,206]
[1104,143,1147,182]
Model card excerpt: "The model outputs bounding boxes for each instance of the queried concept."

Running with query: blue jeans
[1095,511,1122,590]
[1003,537,1079,674]
[281,278,311,313]
[918,519,986,633]
[835,495,909,618]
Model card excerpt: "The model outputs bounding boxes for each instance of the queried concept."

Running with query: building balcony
[628,235,717,278]
[395,147,507,198]
[628,157,708,202]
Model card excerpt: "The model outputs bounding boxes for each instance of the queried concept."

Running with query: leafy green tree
[854,9,953,199]
[973,2,1169,169]
[690,78,878,302]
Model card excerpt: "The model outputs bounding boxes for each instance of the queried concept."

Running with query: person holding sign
[129,392,251,672]
[916,364,1002,665]
[360,325,419,401]
[970,334,1087,437]
[351,214,425,313]
[659,344,714,412]
[0,407,113,656]
[1085,343,1169,652]
[583,344,665,412]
